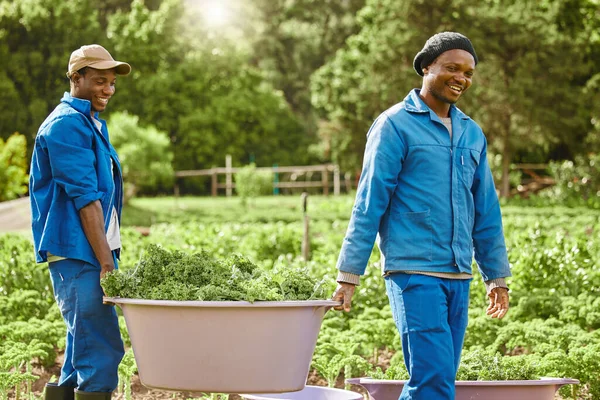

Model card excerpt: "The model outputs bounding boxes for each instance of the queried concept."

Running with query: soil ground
[20,353,368,400]
[22,366,367,400]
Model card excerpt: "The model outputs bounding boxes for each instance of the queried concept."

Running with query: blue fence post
[273,163,279,195]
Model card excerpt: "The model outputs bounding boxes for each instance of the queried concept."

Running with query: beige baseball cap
[66,44,131,78]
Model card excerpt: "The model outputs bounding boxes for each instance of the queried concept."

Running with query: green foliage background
[0,133,28,201]
[1,0,598,197]
[234,163,273,205]
[107,111,174,200]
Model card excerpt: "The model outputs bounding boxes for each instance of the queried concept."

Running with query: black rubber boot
[44,383,75,400]
[74,389,112,400]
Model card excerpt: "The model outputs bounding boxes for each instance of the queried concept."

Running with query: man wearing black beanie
[332,32,511,399]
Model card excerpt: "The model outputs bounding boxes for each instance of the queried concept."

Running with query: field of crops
[1,195,599,399]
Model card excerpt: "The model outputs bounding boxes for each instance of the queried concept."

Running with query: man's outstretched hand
[331,282,356,312]
[486,287,509,319]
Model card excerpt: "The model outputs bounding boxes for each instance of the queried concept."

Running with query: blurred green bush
[0,133,28,202]
[234,163,273,206]
[108,112,174,202]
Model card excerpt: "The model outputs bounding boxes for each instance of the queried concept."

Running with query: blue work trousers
[49,257,124,392]
[385,273,471,400]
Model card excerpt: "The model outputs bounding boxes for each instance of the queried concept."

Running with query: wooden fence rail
[174,162,551,198]
[512,163,554,196]
[174,163,343,197]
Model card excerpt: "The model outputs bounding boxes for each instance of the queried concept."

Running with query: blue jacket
[337,89,511,281]
[30,92,123,267]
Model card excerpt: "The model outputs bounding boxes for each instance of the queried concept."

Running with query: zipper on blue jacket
[450,133,457,269]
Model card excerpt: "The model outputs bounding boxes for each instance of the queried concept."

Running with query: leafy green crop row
[1,199,599,398]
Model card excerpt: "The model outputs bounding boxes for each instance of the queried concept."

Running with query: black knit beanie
[413,32,478,76]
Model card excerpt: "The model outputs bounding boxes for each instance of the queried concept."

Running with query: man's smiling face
[422,49,475,105]
[72,67,117,114]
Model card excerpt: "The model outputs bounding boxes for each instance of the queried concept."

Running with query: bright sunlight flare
[202,1,230,27]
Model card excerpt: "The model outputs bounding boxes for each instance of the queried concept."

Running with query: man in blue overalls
[30,44,131,400]
[332,32,511,399]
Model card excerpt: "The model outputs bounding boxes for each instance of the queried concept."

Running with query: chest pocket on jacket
[460,149,480,188]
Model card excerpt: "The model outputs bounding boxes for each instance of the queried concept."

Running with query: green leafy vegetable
[101,244,327,301]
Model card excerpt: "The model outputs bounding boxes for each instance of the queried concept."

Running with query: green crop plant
[312,337,371,388]
[195,393,229,400]
[342,355,371,390]
[0,340,49,400]
[368,352,410,380]
[117,349,137,400]
[347,306,400,360]
[312,354,346,388]
[0,320,64,367]
[0,370,37,400]
[1,200,600,397]
[234,163,273,207]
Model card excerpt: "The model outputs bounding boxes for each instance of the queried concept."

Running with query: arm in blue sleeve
[471,138,512,281]
[42,114,104,211]
[336,115,405,276]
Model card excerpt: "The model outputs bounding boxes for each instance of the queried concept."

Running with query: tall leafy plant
[0,133,28,201]
[234,163,272,207]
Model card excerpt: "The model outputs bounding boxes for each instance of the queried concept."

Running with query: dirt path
[0,197,31,233]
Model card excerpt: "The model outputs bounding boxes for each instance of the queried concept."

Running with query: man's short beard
[432,88,458,105]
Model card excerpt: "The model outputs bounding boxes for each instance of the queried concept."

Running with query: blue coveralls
[336,89,511,399]
[29,93,125,392]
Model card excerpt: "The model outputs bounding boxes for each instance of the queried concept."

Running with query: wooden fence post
[333,164,340,195]
[226,154,233,197]
[174,182,180,198]
[273,163,279,195]
[322,165,329,196]
[344,171,352,193]
[301,192,310,261]
[211,170,218,197]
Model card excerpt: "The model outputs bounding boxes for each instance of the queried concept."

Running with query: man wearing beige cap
[30,44,131,400]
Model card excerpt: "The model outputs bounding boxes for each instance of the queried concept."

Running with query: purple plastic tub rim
[348,378,580,387]
[103,297,340,308]
[346,377,580,400]
[242,385,363,400]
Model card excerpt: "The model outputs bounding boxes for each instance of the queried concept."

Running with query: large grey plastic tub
[242,385,363,400]
[104,297,338,393]
[346,377,579,400]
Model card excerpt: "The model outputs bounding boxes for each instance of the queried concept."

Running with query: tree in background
[0,133,28,201]
[107,112,173,202]
[251,0,365,117]
[0,0,325,196]
[137,46,313,172]
[105,0,322,186]
[104,0,188,117]
[311,0,599,196]
[461,0,597,196]
[311,0,440,172]
[0,0,103,146]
